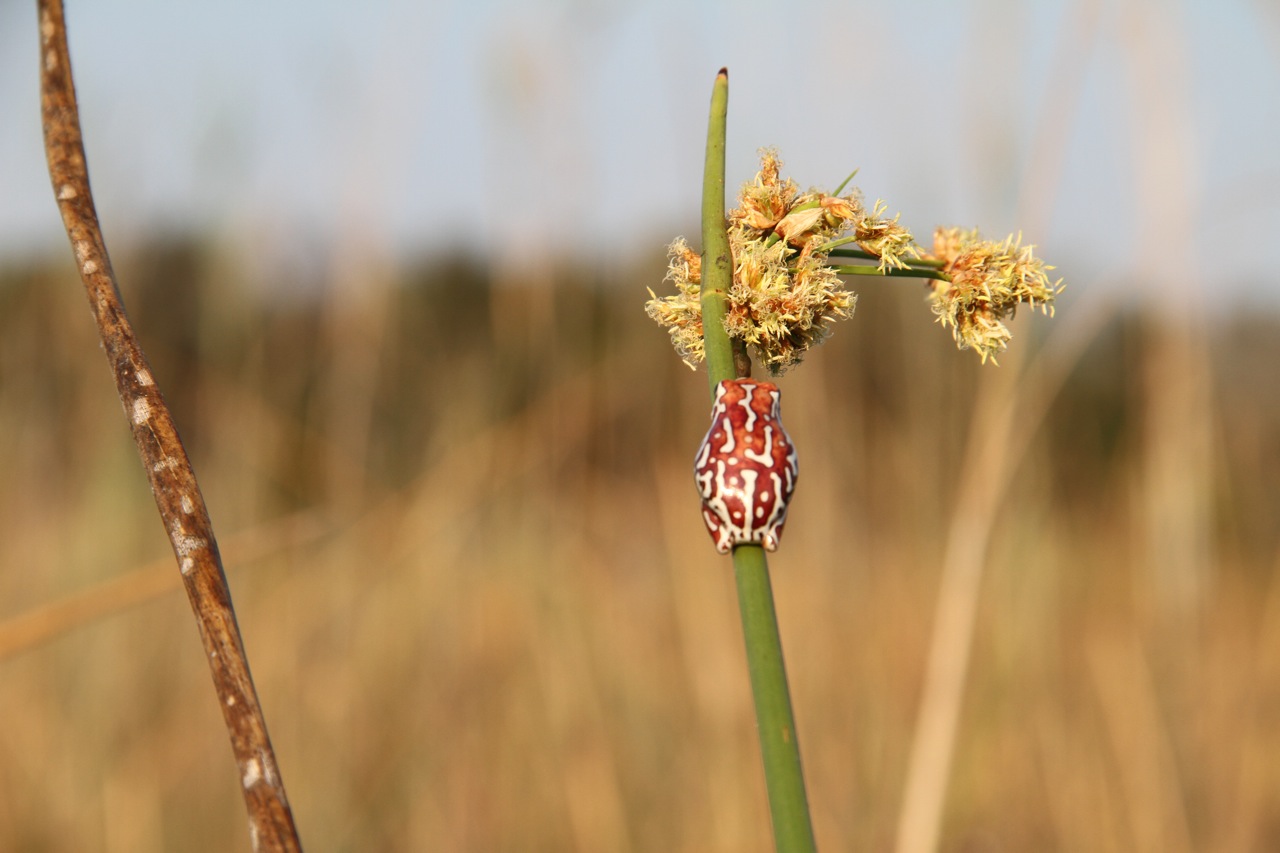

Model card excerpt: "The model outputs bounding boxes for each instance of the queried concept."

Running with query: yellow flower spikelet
[924,228,1062,363]
[647,151,906,372]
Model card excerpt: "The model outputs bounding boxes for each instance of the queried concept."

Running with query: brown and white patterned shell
[694,379,798,554]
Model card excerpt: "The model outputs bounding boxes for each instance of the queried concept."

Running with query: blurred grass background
[0,237,1278,852]
[3,1,1280,848]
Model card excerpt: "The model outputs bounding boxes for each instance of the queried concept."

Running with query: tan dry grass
[0,248,1278,851]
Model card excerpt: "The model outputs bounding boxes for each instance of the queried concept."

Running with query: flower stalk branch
[832,265,951,282]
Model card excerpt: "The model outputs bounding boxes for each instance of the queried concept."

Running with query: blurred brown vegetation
[1,241,1279,852]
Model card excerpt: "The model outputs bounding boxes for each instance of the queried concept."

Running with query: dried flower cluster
[646,239,706,367]
[646,151,1061,371]
[647,150,913,372]
[923,228,1062,364]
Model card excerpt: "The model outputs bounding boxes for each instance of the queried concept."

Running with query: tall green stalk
[698,70,741,392]
[698,68,818,853]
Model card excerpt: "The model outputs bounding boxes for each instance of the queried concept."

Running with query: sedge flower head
[923,228,1063,364]
[722,229,855,371]
[729,148,799,232]
[647,151,908,373]
[853,200,918,272]
[645,238,705,369]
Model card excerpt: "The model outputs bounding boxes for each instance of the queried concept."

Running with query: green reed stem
[731,545,817,852]
[698,68,818,853]
[699,71,746,387]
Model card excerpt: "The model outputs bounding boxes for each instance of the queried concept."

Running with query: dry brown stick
[36,2,303,850]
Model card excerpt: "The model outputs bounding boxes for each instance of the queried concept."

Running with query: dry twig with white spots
[37,1,302,849]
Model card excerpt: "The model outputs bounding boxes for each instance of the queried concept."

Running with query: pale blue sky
[1,0,1277,302]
